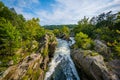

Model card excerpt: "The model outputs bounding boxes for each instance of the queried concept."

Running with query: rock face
[94,40,109,54]
[57,33,70,41]
[108,60,120,79]
[94,40,111,59]
[38,34,57,58]
[71,49,119,80]
[0,34,57,80]
[0,54,44,80]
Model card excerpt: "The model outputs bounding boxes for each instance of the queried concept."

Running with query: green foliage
[114,43,120,57]
[61,26,70,33]
[114,12,120,30]
[91,52,99,56]
[53,29,60,36]
[0,18,21,55]
[73,11,120,59]
[115,43,120,52]
[0,2,48,69]
[52,26,70,39]
[60,26,70,37]
[23,18,40,40]
[42,31,57,57]
[0,2,25,29]
[22,67,41,80]
[75,32,94,49]
[74,17,95,38]
[83,50,98,57]
[20,18,45,52]
[43,47,48,57]
[93,27,115,42]
[43,24,77,30]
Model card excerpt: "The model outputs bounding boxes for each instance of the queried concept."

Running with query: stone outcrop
[94,40,109,54]
[108,60,120,79]
[38,34,57,58]
[0,54,44,80]
[0,34,57,80]
[94,40,111,59]
[57,33,70,41]
[71,49,119,80]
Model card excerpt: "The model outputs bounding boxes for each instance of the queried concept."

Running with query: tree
[114,12,120,30]
[75,32,94,49]
[21,18,45,51]
[60,26,70,39]
[0,17,21,55]
[53,29,60,36]
[23,18,41,40]
[61,26,70,35]
[74,16,95,38]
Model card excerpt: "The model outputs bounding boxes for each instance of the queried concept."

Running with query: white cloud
[8,0,120,25]
[36,0,120,25]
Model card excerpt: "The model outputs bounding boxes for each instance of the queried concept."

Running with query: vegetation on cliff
[53,26,70,40]
[73,11,120,59]
[0,2,57,75]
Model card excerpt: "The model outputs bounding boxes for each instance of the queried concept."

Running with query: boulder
[94,40,110,54]
[71,49,119,80]
[108,60,120,79]
[94,40,111,60]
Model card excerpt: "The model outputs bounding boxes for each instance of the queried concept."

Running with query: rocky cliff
[71,40,120,80]
[0,34,57,80]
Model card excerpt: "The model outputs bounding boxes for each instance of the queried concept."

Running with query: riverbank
[70,39,120,80]
[0,34,57,80]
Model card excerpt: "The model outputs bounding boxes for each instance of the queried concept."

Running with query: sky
[1,0,120,25]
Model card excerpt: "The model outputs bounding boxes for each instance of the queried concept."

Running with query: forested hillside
[43,24,77,30]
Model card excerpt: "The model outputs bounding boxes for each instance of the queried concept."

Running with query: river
[44,37,80,80]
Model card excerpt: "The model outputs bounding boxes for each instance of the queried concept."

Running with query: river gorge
[45,38,80,80]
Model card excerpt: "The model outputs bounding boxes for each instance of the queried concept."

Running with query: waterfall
[44,37,80,80]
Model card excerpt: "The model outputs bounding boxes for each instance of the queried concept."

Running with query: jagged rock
[71,49,119,80]
[38,34,57,58]
[0,54,42,80]
[108,60,120,79]
[94,40,110,54]
[0,34,57,80]
[94,40,111,59]
[0,53,51,80]
[58,33,70,40]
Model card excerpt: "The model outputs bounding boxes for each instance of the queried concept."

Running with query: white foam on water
[44,38,80,80]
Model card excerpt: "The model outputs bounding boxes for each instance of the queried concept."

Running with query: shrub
[75,32,94,49]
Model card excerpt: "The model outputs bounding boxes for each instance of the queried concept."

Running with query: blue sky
[1,0,120,25]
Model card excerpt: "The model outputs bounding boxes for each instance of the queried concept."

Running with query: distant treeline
[43,24,77,30]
